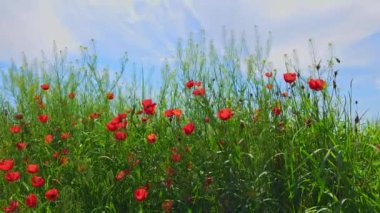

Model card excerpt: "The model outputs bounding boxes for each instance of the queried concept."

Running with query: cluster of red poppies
[0,159,58,211]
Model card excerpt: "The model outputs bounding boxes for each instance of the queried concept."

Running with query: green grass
[0,34,379,212]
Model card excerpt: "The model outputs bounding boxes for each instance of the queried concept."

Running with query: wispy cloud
[0,1,80,61]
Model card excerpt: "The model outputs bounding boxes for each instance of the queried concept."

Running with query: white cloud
[0,1,80,62]
[185,0,380,70]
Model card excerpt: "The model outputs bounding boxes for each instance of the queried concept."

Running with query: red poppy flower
[265,72,273,78]
[141,99,156,115]
[45,188,59,201]
[147,133,157,144]
[166,167,176,176]
[182,122,195,135]
[62,148,69,155]
[14,113,23,120]
[185,80,195,88]
[165,179,172,188]
[164,109,174,117]
[192,88,205,96]
[171,153,182,162]
[60,132,71,140]
[134,187,149,202]
[9,125,21,134]
[27,164,39,174]
[217,108,234,121]
[3,201,19,213]
[106,122,118,132]
[266,84,273,89]
[162,200,173,212]
[45,134,54,144]
[114,131,127,141]
[31,176,45,187]
[272,107,281,116]
[204,116,210,123]
[141,117,149,122]
[60,156,69,165]
[283,72,297,83]
[25,193,38,208]
[308,78,326,91]
[38,114,49,123]
[68,92,76,99]
[0,159,14,171]
[117,121,128,129]
[16,142,27,150]
[106,92,114,100]
[40,84,49,90]
[5,171,20,182]
[89,113,101,119]
[115,169,129,181]
[52,152,59,159]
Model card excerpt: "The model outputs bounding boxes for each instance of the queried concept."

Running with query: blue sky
[0,0,379,118]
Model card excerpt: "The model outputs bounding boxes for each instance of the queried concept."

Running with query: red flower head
[165,179,172,188]
[115,170,128,181]
[107,92,114,100]
[25,193,38,208]
[38,114,49,123]
[31,176,45,187]
[3,201,19,213]
[141,117,149,122]
[171,153,182,162]
[5,171,21,182]
[195,81,202,87]
[141,99,156,115]
[62,148,69,155]
[204,116,210,123]
[68,92,76,99]
[89,112,101,119]
[308,78,326,91]
[40,83,49,90]
[14,113,23,120]
[52,152,59,159]
[45,134,54,144]
[16,142,27,150]
[217,108,234,121]
[172,109,183,117]
[192,88,205,96]
[185,80,195,88]
[45,188,59,201]
[265,72,273,78]
[0,159,14,171]
[182,122,195,135]
[164,109,174,117]
[266,84,273,89]
[134,187,149,202]
[9,125,21,134]
[114,131,127,141]
[27,164,39,174]
[61,132,71,140]
[106,122,118,132]
[283,72,297,83]
[162,200,173,212]
[272,107,281,116]
[147,133,157,144]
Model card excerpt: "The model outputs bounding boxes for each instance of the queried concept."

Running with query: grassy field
[0,35,379,212]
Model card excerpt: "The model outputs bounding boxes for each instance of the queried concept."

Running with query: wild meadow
[0,33,379,212]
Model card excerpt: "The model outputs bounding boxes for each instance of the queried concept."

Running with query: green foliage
[0,32,379,212]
